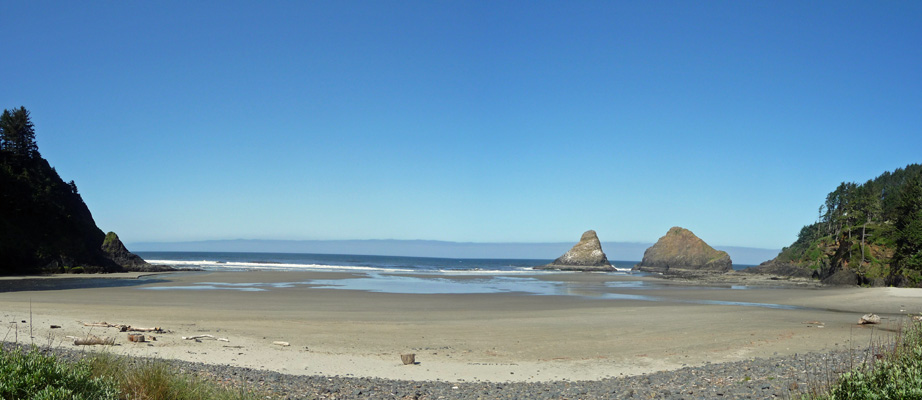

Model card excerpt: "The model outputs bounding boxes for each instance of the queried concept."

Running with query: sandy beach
[1,270,919,383]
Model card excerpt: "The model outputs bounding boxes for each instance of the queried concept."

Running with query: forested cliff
[762,164,922,286]
[0,107,152,274]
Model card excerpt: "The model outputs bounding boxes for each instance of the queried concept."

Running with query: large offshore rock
[534,230,616,272]
[634,227,732,273]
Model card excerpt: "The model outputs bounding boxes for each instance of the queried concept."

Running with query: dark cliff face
[0,153,148,274]
[534,230,616,272]
[634,227,732,273]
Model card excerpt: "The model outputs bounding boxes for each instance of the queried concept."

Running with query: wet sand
[0,270,918,382]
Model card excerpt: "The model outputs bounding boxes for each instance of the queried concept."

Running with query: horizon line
[129,237,779,251]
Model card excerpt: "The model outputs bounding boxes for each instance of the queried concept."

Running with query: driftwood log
[123,326,163,333]
[182,334,215,340]
[81,322,118,328]
[181,334,228,342]
[67,335,115,346]
[81,321,164,333]
[273,341,290,347]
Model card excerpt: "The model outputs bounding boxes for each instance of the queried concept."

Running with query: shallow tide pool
[140,273,804,310]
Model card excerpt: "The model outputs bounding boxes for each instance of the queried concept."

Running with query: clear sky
[2,1,920,250]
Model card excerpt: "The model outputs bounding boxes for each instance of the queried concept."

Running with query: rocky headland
[741,164,922,287]
[0,107,161,275]
[634,227,732,274]
[534,230,616,272]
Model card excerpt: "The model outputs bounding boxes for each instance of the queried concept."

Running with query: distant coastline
[129,239,779,266]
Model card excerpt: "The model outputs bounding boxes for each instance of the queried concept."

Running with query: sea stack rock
[633,227,732,273]
[101,231,150,269]
[535,230,616,272]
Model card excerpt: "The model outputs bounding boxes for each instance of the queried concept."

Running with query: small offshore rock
[534,230,615,272]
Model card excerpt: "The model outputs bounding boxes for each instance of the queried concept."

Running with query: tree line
[788,164,922,284]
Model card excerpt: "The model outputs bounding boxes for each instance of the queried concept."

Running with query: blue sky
[2,1,920,250]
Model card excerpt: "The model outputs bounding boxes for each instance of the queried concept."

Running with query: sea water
[137,251,638,274]
[136,252,799,309]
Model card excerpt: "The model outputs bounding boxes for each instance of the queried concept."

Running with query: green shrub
[0,347,119,400]
[822,320,922,399]
[0,348,264,400]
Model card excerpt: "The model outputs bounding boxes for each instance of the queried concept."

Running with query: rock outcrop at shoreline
[534,230,616,272]
[101,232,172,272]
[634,227,732,273]
[101,232,146,267]
[740,259,815,279]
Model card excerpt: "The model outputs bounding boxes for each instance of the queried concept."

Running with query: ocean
[135,252,791,308]
[137,251,639,274]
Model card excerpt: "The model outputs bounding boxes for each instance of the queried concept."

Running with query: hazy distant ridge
[130,239,779,265]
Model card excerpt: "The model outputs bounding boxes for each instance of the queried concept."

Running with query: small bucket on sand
[400,353,416,365]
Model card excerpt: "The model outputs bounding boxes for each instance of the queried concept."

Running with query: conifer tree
[0,106,39,160]
[893,175,922,281]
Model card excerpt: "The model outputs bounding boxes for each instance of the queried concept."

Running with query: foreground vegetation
[3,318,921,400]
[804,318,922,399]
[0,347,263,400]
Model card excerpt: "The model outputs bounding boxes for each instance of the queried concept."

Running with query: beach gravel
[5,342,873,399]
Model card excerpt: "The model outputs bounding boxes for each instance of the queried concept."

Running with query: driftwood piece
[859,313,881,325]
[81,321,164,333]
[182,334,215,340]
[68,335,115,346]
[273,341,290,347]
[123,326,163,333]
[401,354,416,365]
[82,322,119,328]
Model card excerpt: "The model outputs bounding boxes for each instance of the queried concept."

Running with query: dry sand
[1,270,919,382]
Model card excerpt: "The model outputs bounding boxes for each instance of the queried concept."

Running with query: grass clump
[86,352,262,400]
[0,347,264,400]
[0,347,119,399]
[811,318,922,399]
